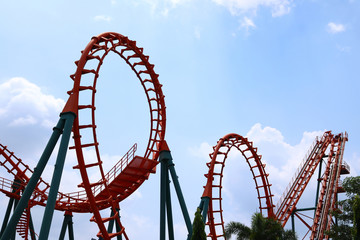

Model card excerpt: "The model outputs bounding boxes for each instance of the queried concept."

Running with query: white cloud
[240,16,256,31]
[188,142,212,160]
[327,22,346,34]
[9,115,37,126]
[94,15,112,22]
[0,77,65,159]
[189,123,328,233]
[212,0,293,17]
[170,0,190,7]
[246,124,325,199]
[271,1,291,17]
[0,77,65,127]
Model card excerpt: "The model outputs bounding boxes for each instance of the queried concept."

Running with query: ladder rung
[69,142,98,149]
[78,180,105,188]
[78,124,96,129]
[73,161,102,169]
[81,69,97,75]
[78,105,95,110]
[79,86,95,92]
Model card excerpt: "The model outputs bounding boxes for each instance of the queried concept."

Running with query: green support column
[159,156,168,240]
[199,197,210,224]
[168,159,192,238]
[0,178,22,238]
[107,209,115,235]
[67,217,74,240]
[0,118,65,240]
[105,207,123,240]
[166,168,174,240]
[59,211,74,240]
[28,211,37,240]
[158,146,192,240]
[159,149,192,240]
[39,112,75,240]
[291,211,295,233]
[114,209,122,240]
[0,197,14,238]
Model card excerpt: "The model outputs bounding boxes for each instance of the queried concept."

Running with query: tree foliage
[191,208,207,240]
[225,213,297,240]
[353,195,360,239]
[327,176,360,239]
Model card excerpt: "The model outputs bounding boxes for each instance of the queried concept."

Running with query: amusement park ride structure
[0,32,350,240]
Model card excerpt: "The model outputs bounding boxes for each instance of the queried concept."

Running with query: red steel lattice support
[310,132,348,240]
[274,131,334,227]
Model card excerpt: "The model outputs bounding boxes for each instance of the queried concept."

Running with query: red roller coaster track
[274,131,334,226]
[0,31,350,240]
[202,131,348,240]
[202,133,274,239]
[65,32,166,239]
[0,32,167,240]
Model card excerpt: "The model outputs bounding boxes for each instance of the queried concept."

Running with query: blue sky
[0,0,359,239]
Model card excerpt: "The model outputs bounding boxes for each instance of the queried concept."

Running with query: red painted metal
[202,133,274,239]
[274,131,334,227]
[0,32,166,240]
[0,31,350,240]
[66,32,166,239]
[310,132,348,240]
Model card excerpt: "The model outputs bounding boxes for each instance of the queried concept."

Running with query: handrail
[275,135,319,212]
[0,144,138,207]
[92,143,137,196]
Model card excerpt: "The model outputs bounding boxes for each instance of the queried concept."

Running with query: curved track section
[202,133,274,239]
[1,33,166,239]
[63,32,166,239]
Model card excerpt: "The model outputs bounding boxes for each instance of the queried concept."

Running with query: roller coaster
[0,32,350,240]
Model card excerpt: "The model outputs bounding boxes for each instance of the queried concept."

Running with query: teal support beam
[291,211,295,233]
[295,207,316,212]
[105,207,123,240]
[158,146,192,240]
[114,209,122,240]
[28,212,36,240]
[39,112,75,240]
[199,197,210,223]
[107,209,115,234]
[0,179,22,238]
[59,212,74,240]
[67,216,74,240]
[167,159,192,238]
[0,197,14,237]
[166,168,174,240]
[10,194,19,240]
[0,117,65,240]
[159,156,167,240]
[59,217,67,240]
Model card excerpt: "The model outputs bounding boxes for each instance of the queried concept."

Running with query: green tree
[225,221,251,240]
[327,176,360,239]
[225,213,297,240]
[353,195,360,239]
[191,208,206,240]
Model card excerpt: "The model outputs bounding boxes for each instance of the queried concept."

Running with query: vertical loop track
[202,133,274,239]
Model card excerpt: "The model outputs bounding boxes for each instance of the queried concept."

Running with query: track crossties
[64,32,167,239]
[202,133,274,240]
